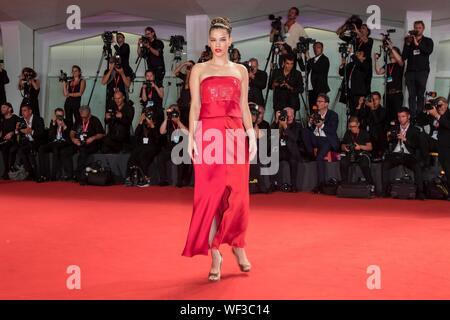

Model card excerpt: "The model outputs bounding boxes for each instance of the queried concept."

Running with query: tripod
[87,44,112,106]
[263,39,281,115]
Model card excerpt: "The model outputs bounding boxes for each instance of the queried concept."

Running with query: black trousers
[158,147,192,185]
[382,153,424,193]
[250,161,270,193]
[270,146,300,190]
[385,92,404,124]
[0,141,17,177]
[75,144,100,179]
[101,136,127,154]
[405,70,429,119]
[340,154,374,184]
[64,97,81,128]
[302,129,334,185]
[438,146,450,189]
[38,141,74,179]
[127,144,159,177]
[12,141,38,179]
[308,90,319,112]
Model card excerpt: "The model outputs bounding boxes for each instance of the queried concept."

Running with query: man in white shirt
[270,7,307,50]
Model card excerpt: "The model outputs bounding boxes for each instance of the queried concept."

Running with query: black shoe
[36,176,47,183]
[280,183,291,192]
[312,184,323,194]
[417,192,426,201]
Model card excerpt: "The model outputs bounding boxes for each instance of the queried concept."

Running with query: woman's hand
[188,135,198,163]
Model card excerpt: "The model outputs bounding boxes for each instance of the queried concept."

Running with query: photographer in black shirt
[140,70,164,111]
[37,108,73,182]
[113,33,132,76]
[174,61,194,126]
[18,68,40,116]
[70,105,105,180]
[304,42,330,111]
[158,104,190,187]
[375,44,404,124]
[125,108,162,187]
[246,58,268,108]
[402,20,434,119]
[269,54,304,114]
[426,97,450,195]
[101,56,132,111]
[0,102,19,179]
[102,91,135,154]
[62,65,86,127]
[0,62,10,106]
[340,116,374,186]
[12,104,45,180]
[365,92,387,161]
[137,27,166,84]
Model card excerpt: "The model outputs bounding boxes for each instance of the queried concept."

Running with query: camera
[58,70,73,82]
[408,30,419,37]
[339,15,362,44]
[296,37,316,53]
[279,109,288,122]
[311,112,322,125]
[241,60,254,73]
[56,115,64,121]
[76,128,88,146]
[346,143,358,163]
[338,42,349,57]
[142,107,154,120]
[249,103,260,117]
[169,35,186,61]
[17,117,28,131]
[268,14,282,32]
[388,126,399,140]
[143,80,154,87]
[167,109,180,120]
[381,29,396,51]
[102,31,117,45]
[106,107,116,120]
[110,55,122,69]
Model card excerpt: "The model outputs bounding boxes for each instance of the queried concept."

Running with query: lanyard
[82,118,90,133]
[114,74,121,90]
[387,64,395,76]
[147,88,154,100]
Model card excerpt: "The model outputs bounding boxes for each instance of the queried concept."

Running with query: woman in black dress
[63,65,86,127]
[18,67,40,116]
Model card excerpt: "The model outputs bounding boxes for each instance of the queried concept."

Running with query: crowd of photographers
[0,8,449,200]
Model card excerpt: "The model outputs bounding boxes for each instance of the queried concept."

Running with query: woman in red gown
[182,17,257,281]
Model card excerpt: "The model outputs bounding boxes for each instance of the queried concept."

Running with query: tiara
[211,22,231,30]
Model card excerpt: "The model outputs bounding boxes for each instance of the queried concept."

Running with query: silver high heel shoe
[232,247,251,272]
[208,252,223,281]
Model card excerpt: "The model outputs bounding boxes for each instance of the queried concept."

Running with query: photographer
[174,60,195,125]
[125,107,162,187]
[250,104,271,193]
[158,104,190,187]
[271,107,304,192]
[365,92,387,161]
[70,105,105,180]
[270,7,307,51]
[11,104,45,180]
[18,67,40,116]
[247,58,268,108]
[354,96,369,129]
[0,103,19,179]
[426,97,450,195]
[402,21,434,119]
[37,108,73,182]
[62,65,86,127]
[102,91,135,154]
[141,69,164,114]
[375,44,404,124]
[304,42,330,111]
[137,27,166,84]
[198,46,212,63]
[101,56,132,111]
[382,107,427,199]
[339,49,371,115]
[355,24,374,92]
[301,93,339,193]
[269,54,304,113]
[230,48,241,64]
[340,117,374,186]
[0,61,10,106]
[113,33,132,75]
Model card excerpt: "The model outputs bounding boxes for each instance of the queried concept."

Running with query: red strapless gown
[182,76,250,257]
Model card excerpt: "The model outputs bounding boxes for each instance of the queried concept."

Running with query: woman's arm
[188,64,201,140]
[238,64,257,161]
[154,85,164,99]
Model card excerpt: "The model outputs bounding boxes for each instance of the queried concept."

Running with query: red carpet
[1,181,450,299]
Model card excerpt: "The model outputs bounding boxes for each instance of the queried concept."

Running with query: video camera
[338,42,350,58]
[425,91,440,111]
[339,15,362,44]
[169,35,186,61]
[58,70,73,83]
[381,29,396,51]
[268,14,282,32]
[296,37,316,54]
[167,109,180,120]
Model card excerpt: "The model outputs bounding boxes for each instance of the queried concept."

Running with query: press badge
[387,76,393,83]
[172,135,180,143]
[280,138,287,147]
[413,49,420,55]
[143,137,149,144]
[147,100,154,108]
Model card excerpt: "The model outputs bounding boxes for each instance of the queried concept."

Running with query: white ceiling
[1,0,449,30]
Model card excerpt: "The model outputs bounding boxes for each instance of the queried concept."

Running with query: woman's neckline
[200,75,241,85]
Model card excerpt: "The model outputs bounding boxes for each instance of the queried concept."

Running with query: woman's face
[72,67,81,77]
[146,72,154,81]
[208,29,232,59]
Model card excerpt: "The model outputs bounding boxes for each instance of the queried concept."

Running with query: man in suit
[271,107,304,192]
[302,93,339,192]
[304,42,330,111]
[269,54,304,115]
[426,97,450,198]
[11,104,46,180]
[382,107,428,199]
[247,58,268,108]
[339,49,371,115]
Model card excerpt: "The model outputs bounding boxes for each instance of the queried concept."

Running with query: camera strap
[82,118,90,133]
